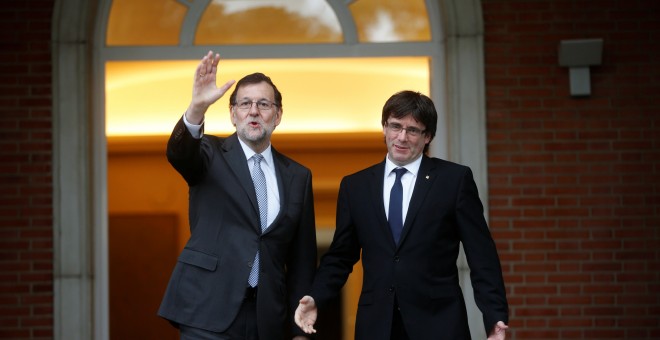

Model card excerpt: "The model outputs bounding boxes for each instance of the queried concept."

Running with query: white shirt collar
[237,138,274,166]
[384,153,423,177]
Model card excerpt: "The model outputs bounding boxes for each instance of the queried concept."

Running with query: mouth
[393,143,407,152]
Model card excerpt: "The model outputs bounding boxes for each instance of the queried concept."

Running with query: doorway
[109,214,178,340]
[53,0,489,338]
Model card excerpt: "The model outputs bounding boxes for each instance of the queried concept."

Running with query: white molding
[327,0,358,43]
[99,42,443,61]
[178,0,210,46]
[443,0,488,206]
[440,0,489,338]
[52,0,95,339]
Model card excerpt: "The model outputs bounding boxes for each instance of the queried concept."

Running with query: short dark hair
[229,72,282,108]
[381,90,437,152]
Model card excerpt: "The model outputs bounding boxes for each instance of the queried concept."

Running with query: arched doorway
[52,0,489,338]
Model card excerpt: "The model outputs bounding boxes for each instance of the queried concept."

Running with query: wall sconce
[558,38,603,97]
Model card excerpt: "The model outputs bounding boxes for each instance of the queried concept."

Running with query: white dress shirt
[383,154,422,223]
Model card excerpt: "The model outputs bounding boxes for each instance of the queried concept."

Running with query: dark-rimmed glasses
[386,122,425,137]
[233,100,278,112]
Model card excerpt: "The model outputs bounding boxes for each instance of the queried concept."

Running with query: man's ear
[274,108,283,126]
[230,109,237,126]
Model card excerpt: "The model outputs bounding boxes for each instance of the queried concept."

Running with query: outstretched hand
[186,50,236,124]
[487,321,509,340]
[294,295,318,334]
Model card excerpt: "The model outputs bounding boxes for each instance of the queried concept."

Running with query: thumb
[299,295,311,304]
[217,79,235,97]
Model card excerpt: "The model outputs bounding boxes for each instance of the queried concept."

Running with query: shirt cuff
[182,113,203,139]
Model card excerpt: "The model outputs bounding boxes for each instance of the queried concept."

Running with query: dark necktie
[248,154,267,287]
[389,168,407,244]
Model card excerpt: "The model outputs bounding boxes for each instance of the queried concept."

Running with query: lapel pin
[426,175,430,179]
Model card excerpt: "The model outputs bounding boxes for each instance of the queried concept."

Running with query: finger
[211,53,220,74]
[198,51,212,76]
[302,323,313,334]
[217,80,235,97]
[295,313,314,334]
[195,59,204,79]
[204,50,213,74]
[300,320,314,334]
[196,53,209,80]
[204,51,216,75]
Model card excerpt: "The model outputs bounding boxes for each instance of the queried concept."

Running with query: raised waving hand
[185,50,236,124]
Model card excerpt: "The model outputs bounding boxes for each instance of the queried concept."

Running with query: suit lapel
[265,147,291,234]
[222,134,261,229]
[399,156,436,245]
[369,161,391,239]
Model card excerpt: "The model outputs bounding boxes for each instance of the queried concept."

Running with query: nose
[248,103,260,115]
[395,129,409,140]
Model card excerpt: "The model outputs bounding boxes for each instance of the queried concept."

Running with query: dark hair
[229,72,282,108]
[381,90,437,152]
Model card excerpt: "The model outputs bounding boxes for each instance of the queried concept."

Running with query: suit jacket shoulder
[166,118,238,186]
[271,146,311,174]
[342,156,468,181]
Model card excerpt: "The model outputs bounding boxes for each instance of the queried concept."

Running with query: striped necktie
[248,154,267,287]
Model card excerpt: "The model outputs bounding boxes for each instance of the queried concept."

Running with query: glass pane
[349,0,430,42]
[106,57,429,136]
[196,0,342,44]
[107,0,186,46]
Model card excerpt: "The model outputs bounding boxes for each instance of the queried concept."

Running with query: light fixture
[558,38,603,97]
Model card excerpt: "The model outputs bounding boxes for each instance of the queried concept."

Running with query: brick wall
[0,0,55,339]
[484,1,660,339]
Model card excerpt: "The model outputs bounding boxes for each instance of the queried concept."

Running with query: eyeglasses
[233,100,278,112]
[386,122,425,137]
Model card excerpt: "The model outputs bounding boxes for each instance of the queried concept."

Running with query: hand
[294,295,318,334]
[487,321,508,340]
[185,50,236,124]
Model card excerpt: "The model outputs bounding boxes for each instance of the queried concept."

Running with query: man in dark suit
[295,91,509,339]
[158,51,316,340]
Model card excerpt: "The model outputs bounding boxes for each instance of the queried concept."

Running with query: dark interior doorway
[109,214,179,340]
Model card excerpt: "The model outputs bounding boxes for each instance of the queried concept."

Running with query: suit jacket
[158,118,317,339]
[310,156,508,340]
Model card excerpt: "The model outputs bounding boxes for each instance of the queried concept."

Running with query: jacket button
[247,261,253,268]
[389,286,395,293]
[394,256,400,262]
